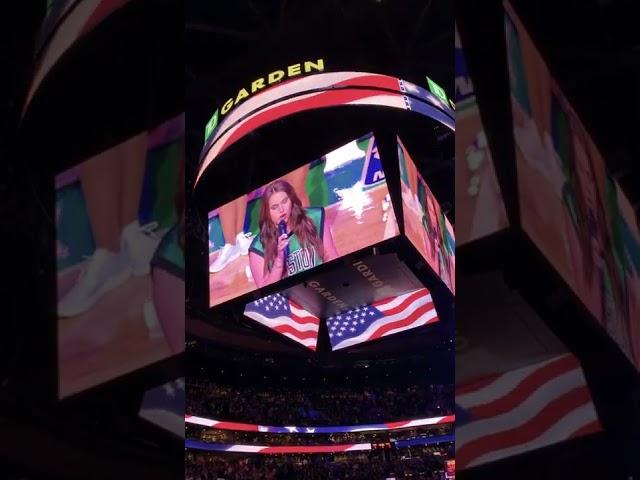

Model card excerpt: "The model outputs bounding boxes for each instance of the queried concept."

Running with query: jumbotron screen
[208,132,400,307]
[399,137,455,293]
[455,25,508,245]
[56,115,184,398]
[505,1,640,368]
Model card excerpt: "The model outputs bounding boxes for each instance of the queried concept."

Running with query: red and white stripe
[208,72,403,148]
[350,415,455,432]
[244,300,320,351]
[456,353,601,470]
[257,444,371,454]
[204,443,373,454]
[187,439,375,454]
[332,288,439,350]
[185,415,216,428]
[185,414,455,433]
[185,415,259,432]
[196,87,408,185]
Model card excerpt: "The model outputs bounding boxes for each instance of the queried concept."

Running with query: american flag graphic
[326,288,439,351]
[186,439,372,454]
[456,353,601,470]
[185,413,454,434]
[244,293,320,350]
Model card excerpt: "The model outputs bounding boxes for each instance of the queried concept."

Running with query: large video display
[455,26,509,245]
[505,2,640,367]
[186,440,372,454]
[56,115,183,398]
[186,413,454,433]
[208,132,400,307]
[399,137,455,293]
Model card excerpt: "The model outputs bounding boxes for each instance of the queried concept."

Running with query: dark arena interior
[185,0,455,479]
[1,0,640,479]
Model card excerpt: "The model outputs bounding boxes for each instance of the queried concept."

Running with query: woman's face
[268,190,292,226]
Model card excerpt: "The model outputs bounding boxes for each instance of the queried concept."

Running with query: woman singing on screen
[249,179,338,288]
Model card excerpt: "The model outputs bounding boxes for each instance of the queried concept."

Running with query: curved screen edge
[205,72,453,153]
[195,73,455,188]
[25,0,133,116]
[185,414,454,434]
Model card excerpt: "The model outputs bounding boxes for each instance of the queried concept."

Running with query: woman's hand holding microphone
[274,232,289,269]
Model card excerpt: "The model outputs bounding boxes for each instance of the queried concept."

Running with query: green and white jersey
[250,207,325,277]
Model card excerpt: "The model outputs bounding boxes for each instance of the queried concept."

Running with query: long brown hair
[258,179,323,275]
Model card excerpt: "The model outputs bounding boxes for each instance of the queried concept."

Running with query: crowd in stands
[186,449,450,480]
[191,425,452,446]
[187,381,453,425]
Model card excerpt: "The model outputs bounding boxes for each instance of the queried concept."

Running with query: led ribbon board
[185,414,455,434]
[185,436,454,454]
[195,71,454,187]
[25,0,133,113]
[204,58,327,141]
[185,440,372,454]
[203,70,452,151]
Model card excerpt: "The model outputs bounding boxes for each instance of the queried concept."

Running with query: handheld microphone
[278,220,289,261]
